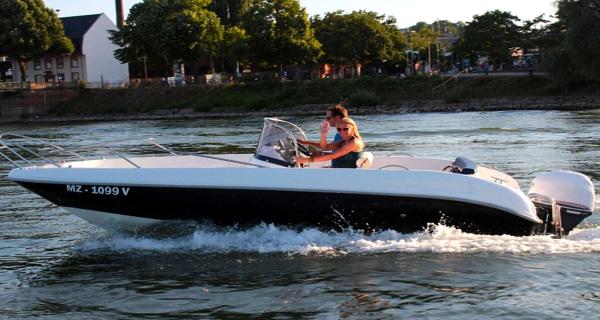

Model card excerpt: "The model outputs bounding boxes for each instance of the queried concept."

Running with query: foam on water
[81,223,600,255]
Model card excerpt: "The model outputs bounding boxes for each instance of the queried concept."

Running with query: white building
[10,13,128,85]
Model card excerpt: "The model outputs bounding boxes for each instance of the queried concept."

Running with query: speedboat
[1,118,596,237]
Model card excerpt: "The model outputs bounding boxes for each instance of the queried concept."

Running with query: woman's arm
[297,139,322,147]
[314,139,358,161]
[295,139,360,164]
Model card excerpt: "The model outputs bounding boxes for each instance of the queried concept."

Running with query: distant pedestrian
[527,60,534,76]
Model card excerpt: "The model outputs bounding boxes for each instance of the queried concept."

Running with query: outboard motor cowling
[453,156,477,175]
[528,171,596,236]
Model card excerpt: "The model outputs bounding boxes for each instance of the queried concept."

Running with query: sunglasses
[337,127,350,132]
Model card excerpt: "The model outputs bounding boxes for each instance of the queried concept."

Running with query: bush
[245,96,271,110]
[346,90,382,108]
[444,93,463,104]
[77,80,88,90]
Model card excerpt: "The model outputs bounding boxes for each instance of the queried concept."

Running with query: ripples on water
[2,110,600,319]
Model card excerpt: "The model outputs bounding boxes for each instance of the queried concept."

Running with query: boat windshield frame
[254,118,308,167]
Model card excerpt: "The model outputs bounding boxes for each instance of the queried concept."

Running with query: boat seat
[356,152,374,169]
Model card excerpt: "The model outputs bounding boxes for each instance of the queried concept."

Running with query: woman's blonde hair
[339,117,362,140]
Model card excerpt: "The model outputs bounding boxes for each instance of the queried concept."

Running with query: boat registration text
[66,184,130,196]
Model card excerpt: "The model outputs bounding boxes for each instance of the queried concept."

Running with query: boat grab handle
[379,165,409,170]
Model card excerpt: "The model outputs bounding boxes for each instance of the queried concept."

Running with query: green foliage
[454,10,522,63]
[439,76,557,99]
[0,0,74,81]
[218,26,249,71]
[520,15,549,53]
[207,0,250,27]
[109,0,224,67]
[346,90,382,108]
[242,0,322,67]
[544,0,600,82]
[444,93,463,104]
[409,22,441,51]
[52,76,589,116]
[312,11,406,65]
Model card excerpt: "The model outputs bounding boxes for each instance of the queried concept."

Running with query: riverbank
[17,94,600,124]
[4,76,600,124]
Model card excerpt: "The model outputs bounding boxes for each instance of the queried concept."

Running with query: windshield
[254,118,308,167]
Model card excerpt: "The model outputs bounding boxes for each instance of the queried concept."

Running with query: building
[9,13,128,85]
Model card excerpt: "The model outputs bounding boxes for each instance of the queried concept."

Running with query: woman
[294,117,365,168]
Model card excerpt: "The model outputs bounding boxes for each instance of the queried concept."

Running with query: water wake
[81,223,600,255]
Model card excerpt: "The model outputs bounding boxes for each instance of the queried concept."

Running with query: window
[34,74,43,82]
[34,60,41,70]
[57,73,65,81]
[45,58,52,69]
[71,72,80,81]
[71,56,79,68]
[56,57,64,69]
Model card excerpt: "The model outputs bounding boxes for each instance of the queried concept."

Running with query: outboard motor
[452,157,477,174]
[528,171,596,237]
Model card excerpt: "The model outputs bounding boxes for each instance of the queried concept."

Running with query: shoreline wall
[0,89,79,122]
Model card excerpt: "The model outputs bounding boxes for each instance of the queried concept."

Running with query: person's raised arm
[319,120,330,149]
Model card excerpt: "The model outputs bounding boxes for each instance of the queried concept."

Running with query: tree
[208,0,250,27]
[312,11,405,66]
[545,0,600,81]
[409,22,440,51]
[520,15,549,53]
[207,1,251,74]
[110,0,224,74]
[454,10,522,64]
[0,0,74,81]
[219,26,249,74]
[407,22,442,72]
[242,0,322,69]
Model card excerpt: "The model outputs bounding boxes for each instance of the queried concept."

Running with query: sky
[44,0,558,28]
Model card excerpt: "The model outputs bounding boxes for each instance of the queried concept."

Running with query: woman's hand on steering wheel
[294,155,310,167]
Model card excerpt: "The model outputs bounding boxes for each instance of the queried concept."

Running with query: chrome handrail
[0,133,146,169]
[0,133,88,168]
[0,133,266,169]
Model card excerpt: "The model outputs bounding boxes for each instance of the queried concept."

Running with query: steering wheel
[297,143,311,156]
[286,137,311,156]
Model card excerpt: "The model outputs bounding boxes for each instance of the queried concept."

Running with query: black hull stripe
[19,182,539,236]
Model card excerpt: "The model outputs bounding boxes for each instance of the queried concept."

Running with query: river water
[1,110,600,319]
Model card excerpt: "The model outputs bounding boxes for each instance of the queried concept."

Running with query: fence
[0,81,79,91]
